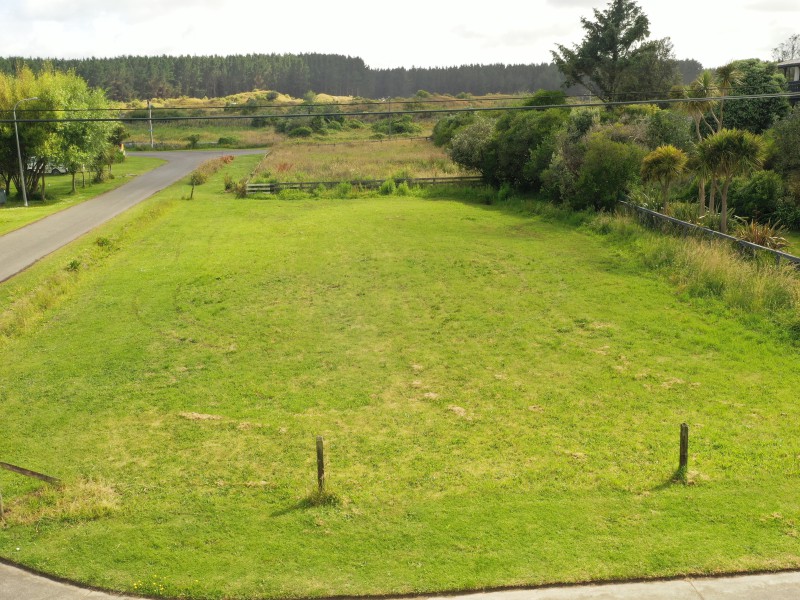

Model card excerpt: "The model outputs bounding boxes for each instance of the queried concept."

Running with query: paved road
[2,561,800,600]
[0,149,263,283]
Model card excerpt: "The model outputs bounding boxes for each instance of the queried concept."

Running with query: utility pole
[148,100,154,149]
[13,97,38,207]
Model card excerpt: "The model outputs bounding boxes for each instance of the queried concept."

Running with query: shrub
[186,134,201,149]
[497,183,514,202]
[334,182,352,198]
[645,109,693,151]
[217,136,237,147]
[733,217,789,250]
[448,118,494,174]
[490,107,569,189]
[775,198,800,230]
[728,170,784,220]
[772,106,800,177]
[573,134,646,211]
[379,179,396,195]
[396,182,411,196]
[432,112,475,147]
[521,89,566,107]
[233,179,248,198]
[188,171,208,199]
[265,91,279,101]
[371,115,422,135]
[288,126,313,138]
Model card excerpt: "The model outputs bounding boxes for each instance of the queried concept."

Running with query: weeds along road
[0,149,265,284]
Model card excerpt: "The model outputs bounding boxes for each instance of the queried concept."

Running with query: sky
[0,0,796,70]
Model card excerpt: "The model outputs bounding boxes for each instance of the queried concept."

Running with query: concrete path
[3,561,800,600]
[0,149,263,283]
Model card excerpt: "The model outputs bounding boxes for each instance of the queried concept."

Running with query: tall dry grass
[250,137,464,183]
[589,212,800,331]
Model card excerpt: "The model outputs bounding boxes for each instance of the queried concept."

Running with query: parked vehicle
[26,158,69,175]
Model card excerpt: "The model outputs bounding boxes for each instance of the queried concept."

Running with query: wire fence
[620,201,800,268]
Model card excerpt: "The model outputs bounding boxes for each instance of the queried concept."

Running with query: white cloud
[0,0,790,70]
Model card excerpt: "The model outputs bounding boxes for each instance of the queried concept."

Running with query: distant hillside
[0,54,702,101]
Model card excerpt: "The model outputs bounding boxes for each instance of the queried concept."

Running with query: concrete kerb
[3,558,800,600]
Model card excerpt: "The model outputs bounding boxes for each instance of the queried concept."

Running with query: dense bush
[371,115,422,135]
[288,126,313,138]
[521,90,567,107]
[379,179,396,195]
[485,107,569,189]
[772,107,800,196]
[448,118,494,174]
[775,198,800,230]
[573,133,646,211]
[728,170,784,220]
[645,109,693,151]
[432,112,475,147]
[724,59,791,134]
[540,110,598,203]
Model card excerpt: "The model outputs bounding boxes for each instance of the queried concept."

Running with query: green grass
[1,168,800,599]
[785,231,800,253]
[0,156,165,235]
[126,121,283,150]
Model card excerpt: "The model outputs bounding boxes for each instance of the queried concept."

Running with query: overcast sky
[0,0,795,70]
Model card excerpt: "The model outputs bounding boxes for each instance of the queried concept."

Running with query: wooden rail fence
[620,201,800,268]
[246,176,484,195]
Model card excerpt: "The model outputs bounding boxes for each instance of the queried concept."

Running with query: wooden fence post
[316,436,325,493]
[679,423,689,472]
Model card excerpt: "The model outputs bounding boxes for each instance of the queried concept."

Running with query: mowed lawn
[1,191,799,599]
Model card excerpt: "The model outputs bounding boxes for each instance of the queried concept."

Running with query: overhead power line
[0,92,797,124]
[0,83,790,115]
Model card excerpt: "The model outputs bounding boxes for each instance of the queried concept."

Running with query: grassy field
[124,116,436,151]
[126,121,284,149]
[1,155,799,599]
[249,136,462,183]
[0,156,165,235]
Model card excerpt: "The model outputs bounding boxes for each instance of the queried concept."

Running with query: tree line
[0,54,703,102]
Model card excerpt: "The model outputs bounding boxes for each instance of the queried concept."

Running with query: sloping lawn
[0,189,798,599]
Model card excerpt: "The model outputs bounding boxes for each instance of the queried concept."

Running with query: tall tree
[722,59,791,134]
[773,34,800,61]
[551,0,678,102]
